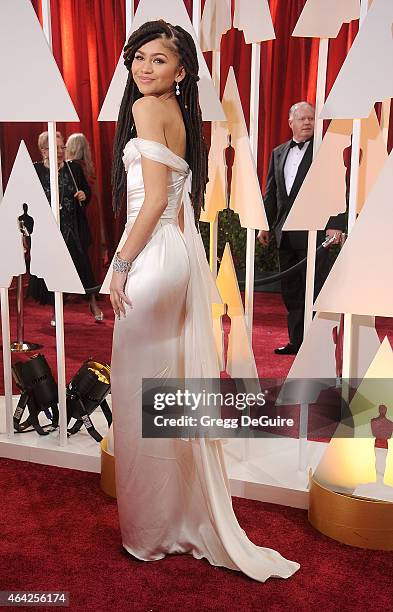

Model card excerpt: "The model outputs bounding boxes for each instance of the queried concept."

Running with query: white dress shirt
[284,140,310,195]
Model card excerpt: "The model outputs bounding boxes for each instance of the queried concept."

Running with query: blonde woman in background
[66,133,105,321]
[66,133,95,184]
[66,133,109,267]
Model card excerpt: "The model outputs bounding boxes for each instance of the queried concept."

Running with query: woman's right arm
[110,96,170,318]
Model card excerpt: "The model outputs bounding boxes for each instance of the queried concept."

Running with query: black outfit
[264,138,346,349]
[27,160,96,305]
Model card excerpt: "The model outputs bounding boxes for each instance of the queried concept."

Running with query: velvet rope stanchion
[238,234,336,288]
[308,475,393,551]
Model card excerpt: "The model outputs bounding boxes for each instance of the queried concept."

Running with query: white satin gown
[110,137,300,582]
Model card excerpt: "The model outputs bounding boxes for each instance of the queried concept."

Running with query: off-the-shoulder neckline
[129,137,189,168]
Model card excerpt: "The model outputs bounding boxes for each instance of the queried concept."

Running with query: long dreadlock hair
[111,20,208,227]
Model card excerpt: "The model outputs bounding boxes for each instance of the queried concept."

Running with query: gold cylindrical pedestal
[309,475,393,550]
[100,436,116,499]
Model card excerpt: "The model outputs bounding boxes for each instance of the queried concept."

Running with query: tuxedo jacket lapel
[277,141,291,198]
[288,140,313,200]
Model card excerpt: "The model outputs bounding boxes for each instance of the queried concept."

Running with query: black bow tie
[290,140,308,150]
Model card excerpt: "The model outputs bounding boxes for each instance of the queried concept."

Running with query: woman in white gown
[109,20,299,582]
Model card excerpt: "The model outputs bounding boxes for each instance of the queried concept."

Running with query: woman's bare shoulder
[132,95,163,113]
[132,96,166,141]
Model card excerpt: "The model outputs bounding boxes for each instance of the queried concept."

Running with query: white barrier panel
[314,150,393,317]
[321,0,393,119]
[200,0,231,51]
[233,0,275,43]
[292,0,359,38]
[0,0,78,121]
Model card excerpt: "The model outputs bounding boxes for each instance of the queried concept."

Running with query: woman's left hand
[74,190,87,203]
[110,271,133,318]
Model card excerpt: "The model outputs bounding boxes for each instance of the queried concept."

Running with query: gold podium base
[100,437,116,499]
[309,475,393,550]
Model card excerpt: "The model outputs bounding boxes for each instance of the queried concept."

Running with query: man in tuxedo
[257,102,345,355]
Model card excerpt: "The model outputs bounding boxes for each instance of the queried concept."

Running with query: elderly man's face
[289,105,315,142]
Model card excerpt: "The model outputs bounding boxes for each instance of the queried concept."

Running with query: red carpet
[2,290,393,393]
[1,457,392,611]
[2,292,393,609]
[0,290,306,395]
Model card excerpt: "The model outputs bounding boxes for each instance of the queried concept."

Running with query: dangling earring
[175,81,180,96]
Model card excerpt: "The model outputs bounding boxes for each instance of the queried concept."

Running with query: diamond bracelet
[113,252,132,273]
